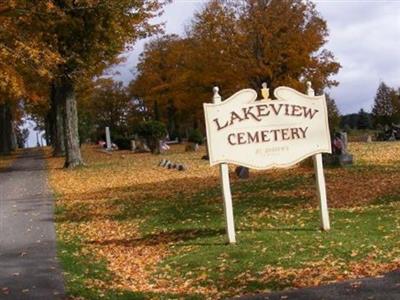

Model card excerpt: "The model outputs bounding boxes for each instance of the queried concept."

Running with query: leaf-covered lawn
[48,142,400,299]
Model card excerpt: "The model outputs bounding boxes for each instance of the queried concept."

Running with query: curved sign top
[203,86,332,170]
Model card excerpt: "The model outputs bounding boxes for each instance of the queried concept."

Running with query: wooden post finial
[213,86,222,104]
[306,81,315,96]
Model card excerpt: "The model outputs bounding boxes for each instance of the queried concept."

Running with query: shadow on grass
[373,192,400,205]
[55,173,312,227]
[88,228,227,247]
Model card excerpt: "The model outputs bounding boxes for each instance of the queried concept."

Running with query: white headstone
[105,127,111,150]
[131,140,136,152]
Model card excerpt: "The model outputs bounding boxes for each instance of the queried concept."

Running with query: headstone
[235,166,249,179]
[160,140,170,152]
[328,132,353,166]
[135,140,151,153]
[177,164,186,171]
[105,127,112,150]
[131,140,137,151]
[367,135,372,143]
[185,143,199,152]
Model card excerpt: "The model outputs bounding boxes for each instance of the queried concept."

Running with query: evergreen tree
[356,109,371,129]
[326,94,340,132]
[392,88,400,124]
[372,82,394,126]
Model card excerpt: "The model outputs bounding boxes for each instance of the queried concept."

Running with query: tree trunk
[9,120,17,151]
[45,113,52,146]
[51,80,66,156]
[0,102,12,155]
[61,76,83,168]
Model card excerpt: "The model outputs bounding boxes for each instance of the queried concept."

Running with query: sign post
[307,82,330,231]
[204,82,332,242]
[213,87,236,244]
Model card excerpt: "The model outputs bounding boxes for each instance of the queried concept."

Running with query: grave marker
[105,127,112,150]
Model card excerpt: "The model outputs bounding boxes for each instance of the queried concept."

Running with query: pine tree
[325,94,340,132]
[372,82,394,126]
[356,109,371,130]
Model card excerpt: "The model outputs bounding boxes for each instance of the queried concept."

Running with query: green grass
[111,174,400,298]
[55,154,400,298]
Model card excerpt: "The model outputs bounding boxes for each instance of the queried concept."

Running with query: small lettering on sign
[256,146,289,156]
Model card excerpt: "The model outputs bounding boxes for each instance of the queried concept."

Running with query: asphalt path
[0,149,64,299]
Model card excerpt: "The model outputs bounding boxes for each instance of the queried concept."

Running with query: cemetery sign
[204,83,332,244]
[204,86,331,169]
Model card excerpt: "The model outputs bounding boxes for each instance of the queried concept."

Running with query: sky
[113,0,400,115]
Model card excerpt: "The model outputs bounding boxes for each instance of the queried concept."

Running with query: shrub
[188,129,203,145]
[135,120,167,154]
[113,137,131,150]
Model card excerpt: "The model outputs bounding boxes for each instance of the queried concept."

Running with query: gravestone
[135,140,150,153]
[185,143,199,152]
[158,159,186,171]
[177,164,186,171]
[159,159,168,167]
[327,132,353,166]
[235,166,249,179]
[131,140,137,151]
[105,127,112,150]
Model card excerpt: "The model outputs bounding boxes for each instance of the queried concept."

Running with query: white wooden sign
[204,87,331,169]
[204,83,331,244]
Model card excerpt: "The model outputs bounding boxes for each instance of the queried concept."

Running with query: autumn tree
[131,35,189,139]
[87,79,135,138]
[131,0,340,136]
[233,0,340,92]
[0,1,59,98]
[0,1,59,154]
[41,0,167,168]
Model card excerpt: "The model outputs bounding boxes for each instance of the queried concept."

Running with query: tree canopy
[131,0,341,133]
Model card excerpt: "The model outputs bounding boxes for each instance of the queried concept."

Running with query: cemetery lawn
[48,143,400,299]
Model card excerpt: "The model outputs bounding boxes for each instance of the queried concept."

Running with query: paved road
[238,269,400,300]
[0,149,64,299]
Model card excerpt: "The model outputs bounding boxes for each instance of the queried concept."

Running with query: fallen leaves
[47,142,400,298]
